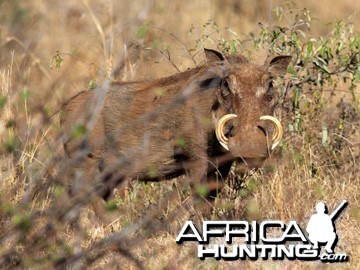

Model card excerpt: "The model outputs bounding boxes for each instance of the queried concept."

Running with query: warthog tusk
[260,115,283,150]
[215,114,238,151]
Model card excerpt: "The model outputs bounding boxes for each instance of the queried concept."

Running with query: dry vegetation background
[0,0,359,269]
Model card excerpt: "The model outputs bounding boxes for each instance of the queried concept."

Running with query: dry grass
[0,0,359,269]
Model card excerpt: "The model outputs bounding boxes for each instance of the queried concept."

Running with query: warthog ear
[267,55,292,76]
[204,48,225,62]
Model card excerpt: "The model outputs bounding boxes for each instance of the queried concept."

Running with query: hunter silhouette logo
[176,200,349,262]
[306,200,348,255]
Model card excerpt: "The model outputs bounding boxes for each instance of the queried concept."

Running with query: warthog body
[61,49,291,199]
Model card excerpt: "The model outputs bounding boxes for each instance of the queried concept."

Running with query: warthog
[61,49,291,199]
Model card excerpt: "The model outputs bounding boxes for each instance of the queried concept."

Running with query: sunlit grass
[0,0,359,269]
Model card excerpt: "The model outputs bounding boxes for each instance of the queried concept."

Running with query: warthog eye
[265,81,275,101]
[221,80,230,99]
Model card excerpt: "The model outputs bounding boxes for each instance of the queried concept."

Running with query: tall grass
[0,0,359,269]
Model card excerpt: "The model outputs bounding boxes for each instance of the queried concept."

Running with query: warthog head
[203,49,291,169]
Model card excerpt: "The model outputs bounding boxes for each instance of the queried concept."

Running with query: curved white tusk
[215,114,237,151]
[260,115,283,150]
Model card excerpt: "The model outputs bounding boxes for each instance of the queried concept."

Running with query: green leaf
[3,203,15,215]
[50,52,63,69]
[176,138,186,148]
[136,24,147,39]
[306,41,314,58]
[88,80,97,89]
[0,95,6,109]
[287,66,297,76]
[43,105,52,116]
[353,72,360,83]
[296,29,306,38]
[13,214,32,233]
[196,184,209,198]
[4,133,17,153]
[147,165,157,178]
[71,124,86,138]
[238,188,250,198]
[153,87,164,97]
[21,89,30,101]
[246,177,257,191]
[226,27,238,37]
[105,199,118,212]
[313,57,330,74]
[53,185,65,197]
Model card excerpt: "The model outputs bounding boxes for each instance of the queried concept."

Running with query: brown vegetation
[0,0,359,269]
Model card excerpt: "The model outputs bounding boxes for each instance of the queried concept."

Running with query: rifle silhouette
[329,200,348,221]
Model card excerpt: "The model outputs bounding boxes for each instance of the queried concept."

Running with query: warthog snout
[215,114,283,154]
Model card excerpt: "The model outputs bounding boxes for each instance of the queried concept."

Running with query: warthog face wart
[61,49,291,199]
